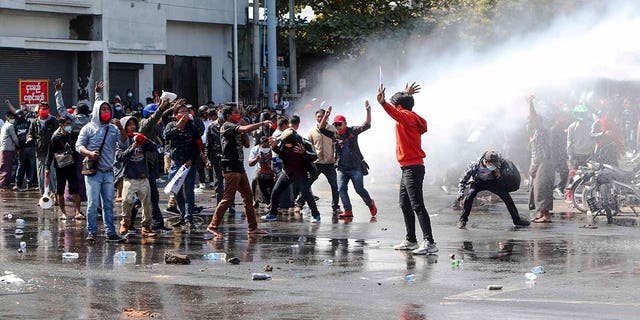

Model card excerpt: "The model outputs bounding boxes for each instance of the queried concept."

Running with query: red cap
[333,115,346,124]
[134,133,147,145]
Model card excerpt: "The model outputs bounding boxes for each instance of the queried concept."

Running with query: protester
[12,109,36,191]
[27,102,58,196]
[527,95,555,223]
[140,98,173,231]
[45,115,83,220]
[307,108,342,214]
[566,104,595,169]
[0,112,19,190]
[318,103,376,219]
[163,103,201,231]
[377,83,437,255]
[76,81,128,242]
[457,151,531,228]
[249,136,275,207]
[263,128,321,222]
[206,105,272,237]
[116,116,157,237]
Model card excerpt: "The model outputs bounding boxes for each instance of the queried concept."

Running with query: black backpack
[498,159,521,192]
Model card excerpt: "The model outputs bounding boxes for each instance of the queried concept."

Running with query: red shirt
[382,102,427,167]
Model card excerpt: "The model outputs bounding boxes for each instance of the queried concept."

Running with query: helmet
[198,105,209,115]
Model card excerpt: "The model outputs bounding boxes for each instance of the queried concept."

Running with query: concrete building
[0,0,248,110]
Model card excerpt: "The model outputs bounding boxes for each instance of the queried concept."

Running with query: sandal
[532,217,552,223]
[247,228,268,235]
[530,213,544,222]
[60,213,68,220]
[74,213,86,220]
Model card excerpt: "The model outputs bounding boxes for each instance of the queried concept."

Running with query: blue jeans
[37,156,56,194]
[15,147,36,188]
[85,170,117,236]
[169,162,196,222]
[338,168,372,211]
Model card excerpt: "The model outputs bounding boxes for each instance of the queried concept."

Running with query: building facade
[0,0,247,109]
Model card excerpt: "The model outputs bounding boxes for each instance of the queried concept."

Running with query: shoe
[128,227,139,233]
[172,219,185,228]
[457,220,467,229]
[514,219,531,227]
[141,227,157,237]
[393,240,418,250]
[194,206,204,214]
[311,215,321,223]
[182,221,195,233]
[313,195,320,201]
[412,241,439,255]
[338,210,353,219]
[228,207,236,214]
[11,186,17,191]
[85,233,96,242]
[194,187,205,194]
[368,199,377,217]
[553,188,564,200]
[106,234,126,242]
[261,213,277,221]
[208,182,215,188]
[119,225,128,235]
[164,206,180,215]
[332,207,342,215]
[199,183,206,189]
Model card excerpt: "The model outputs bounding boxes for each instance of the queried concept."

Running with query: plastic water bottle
[114,251,137,263]
[15,219,25,227]
[404,274,415,282]
[323,259,334,265]
[4,213,13,220]
[531,266,545,274]
[525,272,537,281]
[450,259,463,269]
[252,273,272,280]
[19,241,26,253]
[203,253,227,261]
[62,252,79,259]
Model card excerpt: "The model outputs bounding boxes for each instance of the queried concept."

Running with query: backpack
[498,159,521,192]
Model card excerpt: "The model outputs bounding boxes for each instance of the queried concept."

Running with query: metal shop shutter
[0,48,73,115]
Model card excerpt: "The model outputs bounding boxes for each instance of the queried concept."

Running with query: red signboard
[19,79,49,109]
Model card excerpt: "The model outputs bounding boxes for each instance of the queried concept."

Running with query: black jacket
[28,116,58,157]
[458,157,503,197]
[272,137,318,177]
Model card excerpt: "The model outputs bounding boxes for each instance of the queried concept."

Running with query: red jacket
[382,102,427,167]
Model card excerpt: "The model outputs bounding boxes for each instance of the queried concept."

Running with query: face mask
[127,131,135,138]
[127,93,133,98]
[39,109,49,119]
[337,126,347,135]
[100,111,111,122]
[260,147,270,154]
[275,110,283,115]
[217,112,224,120]
[115,105,122,111]
[270,123,277,130]
[64,125,72,133]
[8,119,15,125]
[230,114,241,123]
[487,165,497,171]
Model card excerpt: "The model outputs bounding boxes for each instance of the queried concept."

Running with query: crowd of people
[0,78,438,255]
[5,74,631,254]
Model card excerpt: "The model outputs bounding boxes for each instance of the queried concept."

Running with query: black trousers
[148,167,164,228]
[400,165,434,243]
[270,172,319,217]
[460,182,521,223]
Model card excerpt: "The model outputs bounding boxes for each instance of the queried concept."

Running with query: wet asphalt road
[1,182,639,320]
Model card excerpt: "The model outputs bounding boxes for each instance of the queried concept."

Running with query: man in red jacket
[377,83,437,255]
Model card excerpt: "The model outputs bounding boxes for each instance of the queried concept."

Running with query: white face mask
[260,147,270,154]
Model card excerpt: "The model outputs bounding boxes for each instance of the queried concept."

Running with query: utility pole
[252,0,261,100]
[233,0,239,105]
[266,0,277,108]
[288,0,297,96]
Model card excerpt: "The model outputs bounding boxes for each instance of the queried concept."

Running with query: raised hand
[404,82,421,95]
[365,100,371,111]
[95,81,104,93]
[54,78,64,91]
[376,84,386,105]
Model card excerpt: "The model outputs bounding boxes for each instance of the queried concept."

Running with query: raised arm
[4,98,18,114]
[54,78,73,119]
[237,120,273,134]
[364,100,371,126]
[95,81,104,101]
[319,106,332,129]
[527,95,538,130]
